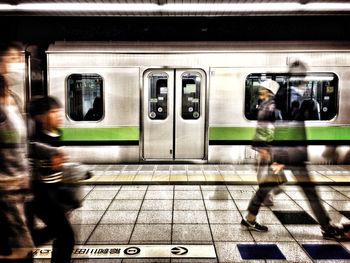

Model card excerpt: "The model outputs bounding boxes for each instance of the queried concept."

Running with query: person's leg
[241,184,276,232]
[31,186,75,263]
[0,196,34,263]
[0,210,12,256]
[294,166,330,225]
[294,165,342,239]
[256,156,277,206]
[35,203,74,263]
[50,213,75,263]
[247,184,276,218]
[27,189,55,247]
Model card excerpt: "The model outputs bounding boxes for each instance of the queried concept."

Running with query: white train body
[45,41,350,164]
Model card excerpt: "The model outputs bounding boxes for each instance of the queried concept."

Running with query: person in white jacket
[0,43,34,263]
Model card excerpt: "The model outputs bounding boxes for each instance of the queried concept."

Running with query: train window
[67,74,103,121]
[148,73,168,120]
[245,73,338,121]
[181,72,201,119]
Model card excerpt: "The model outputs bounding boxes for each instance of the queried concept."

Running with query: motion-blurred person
[28,96,74,263]
[240,79,285,232]
[253,79,284,206]
[294,82,320,121]
[0,49,34,262]
[0,42,25,99]
[241,61,343,240]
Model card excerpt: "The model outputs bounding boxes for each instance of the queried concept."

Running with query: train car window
[245,73,338,121]
[67,74,103,121]
[148,73,168,120]
[181,72,201,119]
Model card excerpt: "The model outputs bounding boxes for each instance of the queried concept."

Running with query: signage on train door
[33,245,216,259]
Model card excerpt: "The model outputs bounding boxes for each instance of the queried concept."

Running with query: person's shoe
[321,224,343,240]
[241,218,268,232]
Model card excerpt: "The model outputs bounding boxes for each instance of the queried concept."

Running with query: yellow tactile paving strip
[81,164,350,185]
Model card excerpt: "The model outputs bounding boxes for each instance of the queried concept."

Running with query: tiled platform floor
[33,183,350,262]
[33,165,350,262]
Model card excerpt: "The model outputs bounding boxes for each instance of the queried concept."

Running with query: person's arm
[30,141,65,170]
[30,141,59,158]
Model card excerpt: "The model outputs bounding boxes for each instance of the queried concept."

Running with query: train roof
[48,41,350,54]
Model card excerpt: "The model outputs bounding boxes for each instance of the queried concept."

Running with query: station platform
[33,164,350,262]
[82,164,350,185]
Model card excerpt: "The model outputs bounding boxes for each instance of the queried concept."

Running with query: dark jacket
[253,97,282,147]
[30,130,62,183]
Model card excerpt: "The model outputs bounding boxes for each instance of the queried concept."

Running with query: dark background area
[2,15,350,45]
[2,15,349,95]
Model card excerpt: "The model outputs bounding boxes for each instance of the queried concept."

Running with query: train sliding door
[143,70,174,159]
[142,69,206,161]
[175,70,206,159]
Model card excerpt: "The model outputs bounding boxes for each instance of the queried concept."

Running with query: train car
[45,41,350,164]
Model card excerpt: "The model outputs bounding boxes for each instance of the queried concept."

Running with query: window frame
[244,72,339,122]
[180,71,202,120]
[66,73,105,122]
[147,72,169,120]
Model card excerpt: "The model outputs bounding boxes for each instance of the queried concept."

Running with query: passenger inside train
[84,96,103,121]
[290,80,321,121]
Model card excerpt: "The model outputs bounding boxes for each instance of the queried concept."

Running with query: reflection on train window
[67,74,103,121]
[181,72,201,119]
[148,73,168,120]
[245,73,338,121]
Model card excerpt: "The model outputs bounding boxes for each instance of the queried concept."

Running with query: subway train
[8,41,350,164]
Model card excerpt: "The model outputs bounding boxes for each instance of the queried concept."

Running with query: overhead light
[0,2,349,14]
[164,3,301,13]
[0,4,15,11]
[17,3,159,12]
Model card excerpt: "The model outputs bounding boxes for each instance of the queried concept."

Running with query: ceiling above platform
[0,0,350,16]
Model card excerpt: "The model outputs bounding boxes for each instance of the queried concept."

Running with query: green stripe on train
[61,127,139,141]
[60,126,350,141]
[209,126,350,141]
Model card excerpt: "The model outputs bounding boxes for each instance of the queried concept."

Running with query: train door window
[245,73,338,121]
[148,73,168,120]
[67,74,103,121]
[181,72,201,119]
